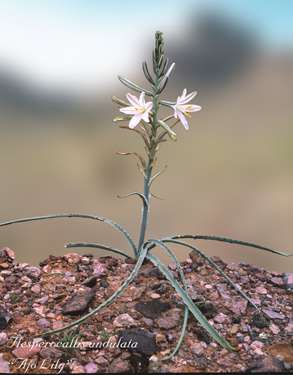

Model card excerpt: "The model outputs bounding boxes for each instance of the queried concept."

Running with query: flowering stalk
[137,52,160,251]
[115,31,202,253]
[0,30,291,360]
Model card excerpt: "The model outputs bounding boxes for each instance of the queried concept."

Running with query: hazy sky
[0,0,292,94]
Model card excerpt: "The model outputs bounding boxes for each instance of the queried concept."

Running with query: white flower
[120,92,153,129]
[172,89,202,130]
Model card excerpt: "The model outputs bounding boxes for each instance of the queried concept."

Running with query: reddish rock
[285,323,293,334]
[0,355,10,373]
[2,247,15,260]
[229,298,248,315]
[62,287,95,315]
[284,273,293,290]
[214,313,229,324]
[270,277,284,287]
[64,253,80,264]
[255,286,267,295]
[92,259,106,277]
[263,309,285,320]
[113,313,136,328]
[0,332,8,346]
[191,342,205,356]
[269,323,280,335]
[157,308,181,329]
[84,362,98,373]
[12,345,41,358]
[109,358,131,373]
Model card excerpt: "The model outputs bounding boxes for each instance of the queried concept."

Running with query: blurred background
[0,0,292,271]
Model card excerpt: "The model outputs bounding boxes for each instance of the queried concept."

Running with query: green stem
[137,79,160,253]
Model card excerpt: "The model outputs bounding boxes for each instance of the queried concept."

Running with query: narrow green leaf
[118,76,153,97]
[0,213,138,257]
[147,253,235,351]
[65,242,132,259]
[158,120,177,141]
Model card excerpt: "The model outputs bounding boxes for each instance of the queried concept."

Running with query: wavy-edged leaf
[65,242,132,259]
[147,240,189,360]
[163,238,260,312]
[158,120,177,141]
[167,234,293,257]
[147,253,235,351]
[118,76,153,97]
[0,213,138,257]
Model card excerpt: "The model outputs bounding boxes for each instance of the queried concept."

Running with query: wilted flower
[172,89,201,130]
[120,92,153,129]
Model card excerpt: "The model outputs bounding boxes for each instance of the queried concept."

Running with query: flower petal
[186,104,202,113]
[120,106,138,115]
[179,91,198,104]
[142,111,150,123]
[139,92,145,106]
[126,93,140,106]
[172,105,179,119]
[145,101,153,111]
[177,111,189,130]
[129,114,142,129]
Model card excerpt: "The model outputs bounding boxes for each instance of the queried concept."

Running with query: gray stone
[62,287,96,315]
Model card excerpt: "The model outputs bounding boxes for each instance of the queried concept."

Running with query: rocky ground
[0,246,292,373]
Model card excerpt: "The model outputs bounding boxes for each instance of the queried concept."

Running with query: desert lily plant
[0,31,292,361]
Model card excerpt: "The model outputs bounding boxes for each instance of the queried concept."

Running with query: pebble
[52,321,63,330]
[168,262,177,271]
[150,293,161,299]
[135,300,171,319]
[82,276,97,287]
[84,362,98,373]
[255,286,267,295]
[113,313,136,328]
[64,253,80,264]
[92,260,106,277]
[0,332,8,346]
[285,323,293,334]
[214,313,228,324]
[33,305,46,317]
[118,328,158,356]
[2,247,15,259]
[37,318,50,329]
[284,273,293,290]
[95,356,108,366]
[12,345,41,358]
[0,308,11,329]
[71,363,85,374]
[81,257,91,265]
[269,323,280,335]
[156,333,167,343]
[191,342,204,356]
[271,277,284,287]
[263,309,285,320]
[230,324,239,334]
[229,298,248,315]
[142,317,153,327]
[62,287,95,315]
[25,266,41,279]
[109,358,131,373]
[0,354,10,373]
[39,347,62,359]
[157,308,181,329]
[35,296,49,304]
[31,284,41,294]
